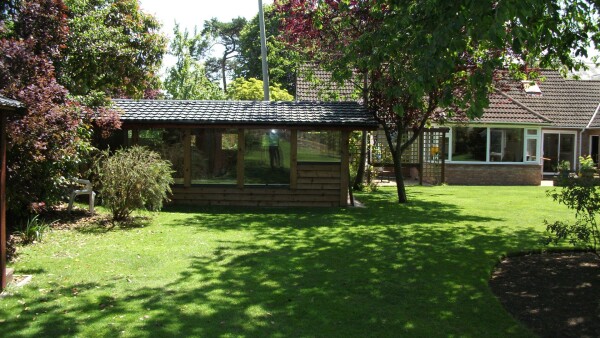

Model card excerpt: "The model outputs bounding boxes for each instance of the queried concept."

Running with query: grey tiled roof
[494,70,600,128]
[296,64,359,102]
[0,95,24,109]
[113,99,378,129]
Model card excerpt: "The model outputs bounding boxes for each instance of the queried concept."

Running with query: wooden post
[1,114,7,291]
[131,129,140,146]
[340,131,350,207]
[183,129,191,187]
[419,131,424,186]
[237,129,245,189]
[441,129,446,184]
[290,130,298,190]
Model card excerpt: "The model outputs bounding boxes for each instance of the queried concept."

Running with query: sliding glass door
[542,132,576,173]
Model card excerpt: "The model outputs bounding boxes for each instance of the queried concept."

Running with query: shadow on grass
[0,190,538,337]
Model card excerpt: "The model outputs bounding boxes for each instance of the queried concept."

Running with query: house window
[525,129,539,162]
[244,129,291,185]
[450,127,540,164]
[191,129,238,185]
[489,128,523,162]
[297,131,340,162]
[452,127,487,162]
[130,129,185,184]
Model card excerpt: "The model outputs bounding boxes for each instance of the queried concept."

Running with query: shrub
[98,146,174,222]
[544,176,600,256]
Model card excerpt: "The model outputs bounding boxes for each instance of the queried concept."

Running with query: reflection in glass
[244,129,290,185]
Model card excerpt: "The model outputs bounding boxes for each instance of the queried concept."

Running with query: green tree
[277,0,600,203]
[59,0,167,99]
[0,0,118,218]
[164,24,225,100]
[202,17,247,93]
[227,78,293,101]
[237,4,297,94]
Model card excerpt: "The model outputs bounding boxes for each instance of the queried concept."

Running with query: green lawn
[0,186,572,337]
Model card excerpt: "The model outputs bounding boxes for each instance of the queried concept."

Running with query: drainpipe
[580,102,600,169]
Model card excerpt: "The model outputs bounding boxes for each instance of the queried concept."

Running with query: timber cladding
[171,163,343,207]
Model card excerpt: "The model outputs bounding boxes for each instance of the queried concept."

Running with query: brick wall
[445,163,542,185]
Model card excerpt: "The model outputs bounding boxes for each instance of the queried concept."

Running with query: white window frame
[448,125,542,164]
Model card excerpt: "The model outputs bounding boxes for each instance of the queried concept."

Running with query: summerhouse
[113,100,377,207]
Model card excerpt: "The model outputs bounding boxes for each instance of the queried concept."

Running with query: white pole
[258,0,270,101]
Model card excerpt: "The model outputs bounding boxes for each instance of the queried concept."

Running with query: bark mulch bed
[489,252,600,338]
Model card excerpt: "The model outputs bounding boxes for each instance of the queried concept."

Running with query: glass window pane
[452,127,487,162]
[245,129,290,185]
[560,134,575,166]
[191,129,237,185]
[298,131,340,162]
[526,138,537,162]
[490,128,524,162]
[131,129,185,184]
[527,129,538,136]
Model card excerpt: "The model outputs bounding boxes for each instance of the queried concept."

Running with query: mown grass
[0,185,572,337]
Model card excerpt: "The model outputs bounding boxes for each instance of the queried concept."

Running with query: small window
[298,131,340,162]
[522,80,542,95]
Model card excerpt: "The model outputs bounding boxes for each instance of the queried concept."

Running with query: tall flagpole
[258,0,270,101]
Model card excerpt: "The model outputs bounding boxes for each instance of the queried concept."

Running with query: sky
[139,0,274,74]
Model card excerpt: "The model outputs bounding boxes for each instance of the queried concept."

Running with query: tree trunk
[393,155,408,203]
[352,131,368,190]
[221,57,227,93]
[353,70,370,190]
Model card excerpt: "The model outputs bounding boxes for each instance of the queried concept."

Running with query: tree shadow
[0,189,541,337]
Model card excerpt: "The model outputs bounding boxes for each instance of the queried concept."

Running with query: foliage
[59,0,167,99]
[0,186,571,336]
[545,177,600,256]
[237,4,297,94]
[202,17,247,92]
[98,146,174,222]
[0,0,90,219]
[16,214,53,244]
[276,0,600,203]
[227,77,293,101]
[578,155,596,178]
[163,24,225,100]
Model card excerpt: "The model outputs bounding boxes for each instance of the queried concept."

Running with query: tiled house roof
[113,99,378,129]
[296,64,600,128]
[296,64,359,102]
[494,70,600,128]
[0,95,24,109]
[471,90,552,125]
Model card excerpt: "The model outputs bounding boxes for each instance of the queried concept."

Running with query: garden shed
[113,100,377,207]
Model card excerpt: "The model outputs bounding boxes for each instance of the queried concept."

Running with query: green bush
[544,176,600,256]
[99,146,174,222]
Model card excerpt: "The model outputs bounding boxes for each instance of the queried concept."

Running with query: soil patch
[489,252,600,338]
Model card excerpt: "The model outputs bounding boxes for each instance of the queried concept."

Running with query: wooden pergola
[0,96,23,292]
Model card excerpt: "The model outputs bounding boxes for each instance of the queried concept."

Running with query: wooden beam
[340,130,350,207]
[183,129,191,187]
[1,114,7,291]
[131,129,139,146]
[290,129,298,190]
[237,129,244,189]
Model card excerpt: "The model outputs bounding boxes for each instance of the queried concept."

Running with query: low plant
[98,146,174,222]
[16,215,53,244]
[544,176,600,256]
[578,155,596,178]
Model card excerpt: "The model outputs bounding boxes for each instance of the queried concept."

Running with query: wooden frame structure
[114,100,377,207]
[0,96,23,292]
